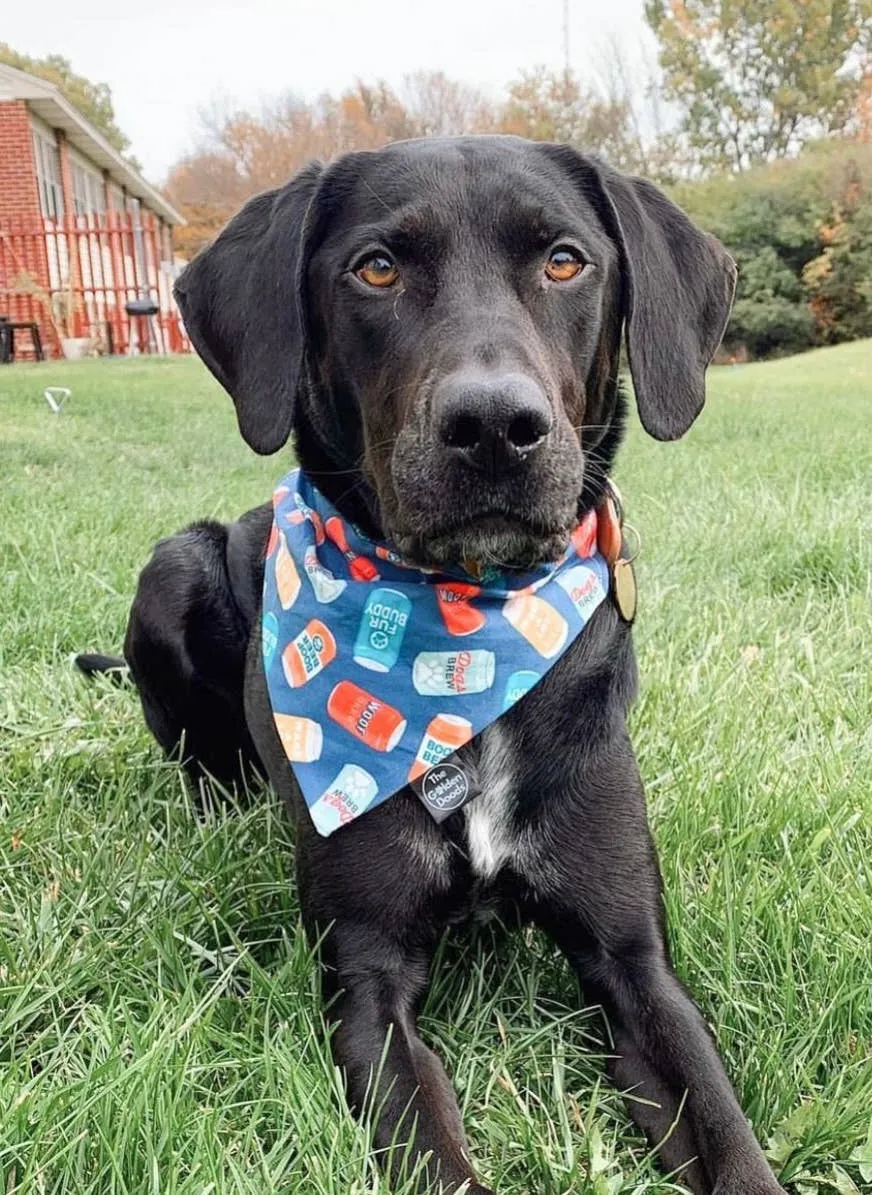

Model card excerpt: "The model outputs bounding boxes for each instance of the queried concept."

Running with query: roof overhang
[0,63,184,225]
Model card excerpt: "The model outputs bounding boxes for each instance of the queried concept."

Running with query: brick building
[0,62,187,358]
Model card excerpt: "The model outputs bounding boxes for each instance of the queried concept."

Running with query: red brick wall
[0,100,52,352]
[0,100,41,225]
[0,103,186,356]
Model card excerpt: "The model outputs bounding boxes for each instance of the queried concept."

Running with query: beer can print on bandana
[263,468,611,836]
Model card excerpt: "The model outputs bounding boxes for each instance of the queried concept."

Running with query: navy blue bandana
[262,468,610,836]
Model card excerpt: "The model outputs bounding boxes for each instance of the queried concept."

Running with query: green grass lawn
[1,344,871,1195]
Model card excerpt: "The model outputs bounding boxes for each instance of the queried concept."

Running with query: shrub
[672,140,872,357]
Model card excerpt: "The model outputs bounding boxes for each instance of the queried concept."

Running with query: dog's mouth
[392,513,574,572]
[382,427,586,573]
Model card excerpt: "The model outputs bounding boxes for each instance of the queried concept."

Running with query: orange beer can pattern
[264,468,613,836]
[275,531,302,609]
[502,592,568,658]
[282,619,336,687]
[273,713,323,762]
[325,516,380,582]
[436,582,486,636]
[327,680,407,752]
[408,714,473,781]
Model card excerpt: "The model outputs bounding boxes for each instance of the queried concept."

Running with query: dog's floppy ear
[174,162,323,454]
[545,147,736,440]
[596,161,736,440]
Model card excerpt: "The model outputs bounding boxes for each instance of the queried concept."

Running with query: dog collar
[262,468,630,836]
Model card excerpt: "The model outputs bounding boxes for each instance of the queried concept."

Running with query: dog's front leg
[320,920,491,1195]
[531,738,785,1195]
[244,643,490,1193]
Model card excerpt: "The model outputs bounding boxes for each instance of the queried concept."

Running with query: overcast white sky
[4,0,655,184]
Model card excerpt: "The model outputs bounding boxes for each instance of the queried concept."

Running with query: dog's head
[176,137,735,569]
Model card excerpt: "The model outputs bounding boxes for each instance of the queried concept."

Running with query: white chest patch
[462,722,518,879]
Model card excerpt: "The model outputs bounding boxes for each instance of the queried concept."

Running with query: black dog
[80,137,786,1195]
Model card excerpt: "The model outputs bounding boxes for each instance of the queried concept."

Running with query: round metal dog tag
[613,559,637,623]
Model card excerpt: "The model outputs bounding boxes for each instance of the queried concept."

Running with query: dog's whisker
[306,466,366,477]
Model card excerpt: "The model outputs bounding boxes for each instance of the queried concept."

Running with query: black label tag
[410,757,480,822]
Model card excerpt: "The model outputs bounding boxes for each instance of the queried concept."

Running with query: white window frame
[71,155,106,225]
[32,126,64,222]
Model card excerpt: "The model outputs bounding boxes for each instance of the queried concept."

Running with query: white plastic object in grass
[43,386,72,413]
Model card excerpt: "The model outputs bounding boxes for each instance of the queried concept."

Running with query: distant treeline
[165,71,872,361]
[7,0,872,359]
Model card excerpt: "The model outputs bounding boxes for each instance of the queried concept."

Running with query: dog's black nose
[437,373,553,476]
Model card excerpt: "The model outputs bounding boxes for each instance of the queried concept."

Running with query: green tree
[0,43,131,156]
[645,0,872,172]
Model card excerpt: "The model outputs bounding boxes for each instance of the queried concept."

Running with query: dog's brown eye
[355,254,399,288]
[545,248,584,282]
